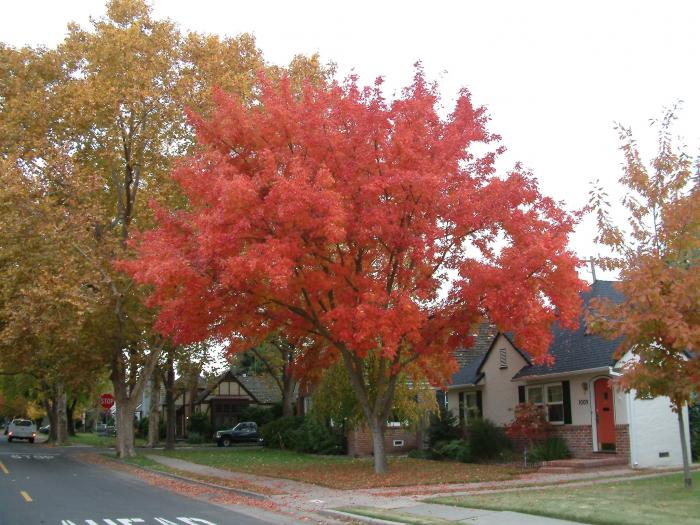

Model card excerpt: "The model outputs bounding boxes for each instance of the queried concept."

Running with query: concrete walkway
[147,454,648,524]
[328,503,582,524]
[146,455,698,524]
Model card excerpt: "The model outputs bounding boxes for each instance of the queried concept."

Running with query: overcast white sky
[3,1,699,282]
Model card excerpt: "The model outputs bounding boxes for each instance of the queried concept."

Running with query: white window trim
[525,382,565,425]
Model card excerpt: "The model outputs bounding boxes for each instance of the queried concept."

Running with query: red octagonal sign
[100,393,114,410]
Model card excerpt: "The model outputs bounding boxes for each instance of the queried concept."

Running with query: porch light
[582,382,588,392]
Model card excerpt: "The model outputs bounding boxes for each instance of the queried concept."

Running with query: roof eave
[512,366,612,382]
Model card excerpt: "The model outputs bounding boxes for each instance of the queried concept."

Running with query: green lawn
[430,473,700,525]
[69,432,146,448]
[152,448,529,489]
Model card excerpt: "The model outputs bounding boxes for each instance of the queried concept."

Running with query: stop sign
[100,393,114,410]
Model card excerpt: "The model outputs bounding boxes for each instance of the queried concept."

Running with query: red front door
[594,378,616,450]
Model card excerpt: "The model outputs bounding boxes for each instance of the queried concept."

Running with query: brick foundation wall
[615,424,630,459]
[547,424,630,462]
[550,425,594,458]
[347,426,418,457]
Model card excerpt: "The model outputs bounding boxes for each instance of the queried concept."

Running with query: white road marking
[61,517,216,525]
[60,518,218,525]
[10,454,56,460]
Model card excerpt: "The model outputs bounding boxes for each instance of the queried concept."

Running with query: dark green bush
[407,449,436,460]
[187,412,212,438]
[468,418,511,460]
[528,436,571,462]
[427,406,461,446]
[238,404,282,427]
[136,416,149,438]
[260,416,305,449]
[434,439,472,463]
[290,418,346,455]
[186,432,204,444]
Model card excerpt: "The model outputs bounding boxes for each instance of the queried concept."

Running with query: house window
[499,348,508,369]
[526,385,543,404]
[526,383,564,424]
[458,391,480,424]
[546,384,564,423]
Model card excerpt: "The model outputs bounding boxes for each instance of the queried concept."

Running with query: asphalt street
[0,434,280,525]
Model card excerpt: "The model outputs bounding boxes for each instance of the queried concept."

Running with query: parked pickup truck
[7,419,37,443]
[215,421,262,447]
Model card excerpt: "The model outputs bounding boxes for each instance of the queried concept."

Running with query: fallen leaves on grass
[77,453,281,513]
[250,457,528,490]
[167,468,285,496]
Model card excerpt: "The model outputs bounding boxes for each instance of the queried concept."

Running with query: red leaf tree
[123,69,583,473]
[506,402,552,449]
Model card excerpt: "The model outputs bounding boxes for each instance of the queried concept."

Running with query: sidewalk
[145,454,657,525]
[326,503,581,525]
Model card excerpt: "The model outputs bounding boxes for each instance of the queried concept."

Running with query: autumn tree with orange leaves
[124,69,583,474]
[0,0,331,457]
[589,107,699,488]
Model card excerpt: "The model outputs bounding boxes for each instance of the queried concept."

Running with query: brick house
[445,280,692,469]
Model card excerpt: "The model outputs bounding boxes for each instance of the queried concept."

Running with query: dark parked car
[215,421,262,447]
[39,424,50,435]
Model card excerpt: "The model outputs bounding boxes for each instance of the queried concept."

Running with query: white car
[7,419,37,443]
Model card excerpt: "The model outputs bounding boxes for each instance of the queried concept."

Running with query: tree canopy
[588,106,699,487]
[125,68,583,472]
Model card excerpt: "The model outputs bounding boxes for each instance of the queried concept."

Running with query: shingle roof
[450,323,499,386]
[237,374,281,404]
[195,370,281,405]
[512,280,625,379]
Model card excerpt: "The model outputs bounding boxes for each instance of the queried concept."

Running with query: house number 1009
[578,399,589,405]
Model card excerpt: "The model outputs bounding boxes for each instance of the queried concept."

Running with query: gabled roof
[195,370,281,405]
[450,323,498,386]
[237,374,281,404]
[512,280,625,379]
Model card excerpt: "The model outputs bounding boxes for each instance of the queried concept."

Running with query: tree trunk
[147,376,160,448]
[110,341,163,458]
[55,381,68,446]
[67,397,77,436]
[338,347,400,475]
[677,406,693,489]
[115,399,136,458]
[165,354,176,450]
[281,373,296,417]
[370,417,388,474]
[44,398,58,443]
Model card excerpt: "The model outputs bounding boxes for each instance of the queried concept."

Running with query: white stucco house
[446,280,692,469]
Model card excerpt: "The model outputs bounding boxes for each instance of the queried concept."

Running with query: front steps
[538,455,628,474]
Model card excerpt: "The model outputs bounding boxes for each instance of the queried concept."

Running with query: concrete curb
[319,509,406,525]
[129,463,271,501]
